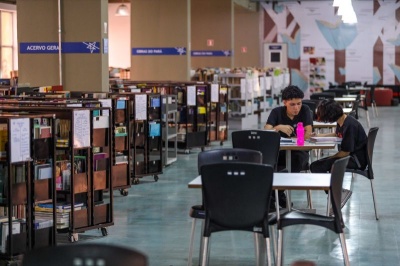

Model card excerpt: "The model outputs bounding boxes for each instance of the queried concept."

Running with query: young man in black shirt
[264,85,313,208]
[264,85,313,172]
[310,99,368,208]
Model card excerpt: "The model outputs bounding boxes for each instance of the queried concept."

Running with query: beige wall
[131,0,189,81]
[234,5,260,68]
[17,0,109,92]
[191,0,232,69]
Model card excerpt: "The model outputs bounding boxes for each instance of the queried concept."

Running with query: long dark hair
[316,99,343,123]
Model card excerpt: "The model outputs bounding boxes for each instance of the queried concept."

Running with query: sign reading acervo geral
[20,42,101,54]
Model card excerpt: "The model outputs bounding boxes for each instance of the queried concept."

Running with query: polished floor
[79,106,400,266]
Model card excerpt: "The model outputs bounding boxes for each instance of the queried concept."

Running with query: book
[310,137,342,143]
[280,137,294,143]
[0,220,21,252]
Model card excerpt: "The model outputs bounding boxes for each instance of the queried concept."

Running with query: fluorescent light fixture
[116,4,129,16]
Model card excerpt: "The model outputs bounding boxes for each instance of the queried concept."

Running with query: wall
[261,0,400,95]
[234,4,260,68]
[17,0,109,92]
[131,0,189,81]
[191,0,232,69]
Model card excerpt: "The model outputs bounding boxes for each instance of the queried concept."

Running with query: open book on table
[309,136,342,143]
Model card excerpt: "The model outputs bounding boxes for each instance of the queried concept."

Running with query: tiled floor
[79,106,400,266]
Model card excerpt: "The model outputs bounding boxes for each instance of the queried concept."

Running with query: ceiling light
[116,4,129,16]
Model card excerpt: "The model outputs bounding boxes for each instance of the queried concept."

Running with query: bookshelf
[0,106,113,243]
[0,112,56,260]
[174,83,208,154]
[129,93,163,184]
[162,95,178,166]
[207,84,228,146]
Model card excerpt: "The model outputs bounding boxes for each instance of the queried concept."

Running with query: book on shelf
[34,164,52,180]
[114,126,127,137]
[0,220,21,252]
[309,137,342,143]
[33,219,53,230]
[93,153,108,171]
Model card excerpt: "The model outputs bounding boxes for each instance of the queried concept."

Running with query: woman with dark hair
[310,99,367,173]
[310,99,368,208]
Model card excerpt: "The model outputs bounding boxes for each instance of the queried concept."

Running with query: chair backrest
[366,127,379,178]
[231,130,280,167]
[329,156,350,232]
[310,92,335,101]
[197,148,262,174]
[22,243,148,266]
[200,162,274,237]
[327,87,348,97]
[302,100,317,119]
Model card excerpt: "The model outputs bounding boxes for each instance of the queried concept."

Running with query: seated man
[264,85,313,173]
[310,99,368,208]
[264,85,313,208]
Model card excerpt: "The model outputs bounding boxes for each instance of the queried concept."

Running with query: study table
[188,172,331,214]
[279,141,336,172]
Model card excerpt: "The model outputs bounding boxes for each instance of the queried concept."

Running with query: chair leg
[187,218,197,266]
[265,237,271,266]
[370,179,379,220]
[365,108,371,128]
[254,233,264,266]
[276,229,283,266]
[307,190,313,209]
[201,237,209,266]
[199,221,205,265]
[270,225,277,261]
[339,233,350,266]
[326,192,331,216]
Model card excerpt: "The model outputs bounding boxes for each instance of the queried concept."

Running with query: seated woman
[310,99,368,208]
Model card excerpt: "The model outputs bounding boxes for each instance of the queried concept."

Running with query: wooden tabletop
[188,172,331,190]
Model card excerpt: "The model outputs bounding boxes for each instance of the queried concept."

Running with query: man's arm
[304,125,313,140]
[265,123,294,136]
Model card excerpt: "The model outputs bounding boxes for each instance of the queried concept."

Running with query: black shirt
[266,105,313,138]
[336,115,368,168]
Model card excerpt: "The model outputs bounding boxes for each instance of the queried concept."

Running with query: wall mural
[261,0,400,95]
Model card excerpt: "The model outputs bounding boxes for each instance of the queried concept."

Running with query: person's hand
[310,132,317,137]
[277,125,294,136]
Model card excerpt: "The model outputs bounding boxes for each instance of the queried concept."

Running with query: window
[0,10,15,79]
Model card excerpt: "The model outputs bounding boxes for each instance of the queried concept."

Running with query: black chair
[22,243,148,266]
[200,162,275,266]
[187,148,263,266]
[276,156,351,266]
[327,86,348,97]
[310,91,335,101]
[346,127,379,220]
[231,130,281,167]
[302,99,317,120]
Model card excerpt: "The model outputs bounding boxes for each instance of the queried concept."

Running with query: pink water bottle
[296,122,304,146]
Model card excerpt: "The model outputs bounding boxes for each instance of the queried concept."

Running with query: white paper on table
[211,84,219,103]
[187,86,196,106]
[135,94,147,120]
[73,110,91,148]
[10,118,31,163]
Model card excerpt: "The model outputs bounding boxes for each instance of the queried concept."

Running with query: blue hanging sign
[191,50,232,57]
[20,42,101,54]
[132,47,186,56]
